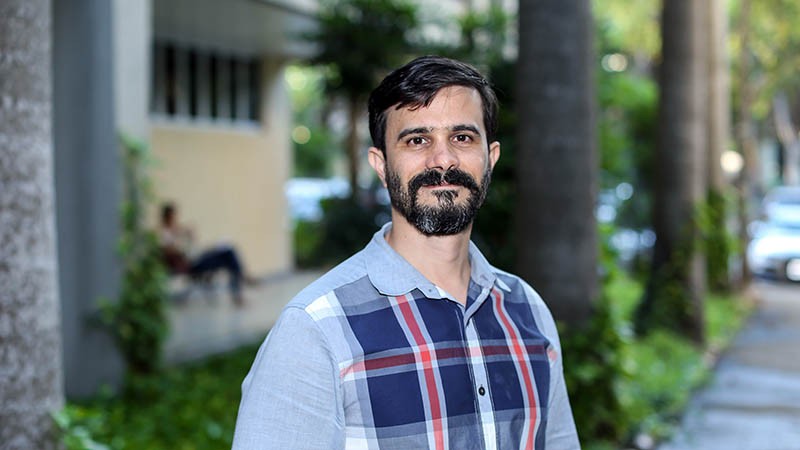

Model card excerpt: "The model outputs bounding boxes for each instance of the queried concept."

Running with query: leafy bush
[561,295,628,442]
[293,218,325,268]
[561,228,628,442]
[294,193,389,269]
[98,136,169,377]
[699,190,737,293]
[58,342,261,449]
[578,275,753,448]
[566,226,750,447]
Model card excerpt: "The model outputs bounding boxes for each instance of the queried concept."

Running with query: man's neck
[385,214,472,304]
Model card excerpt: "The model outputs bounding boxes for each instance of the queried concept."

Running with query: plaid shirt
[234,223,580,449]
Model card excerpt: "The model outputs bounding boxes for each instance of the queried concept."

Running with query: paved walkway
[659,280,800,450]
[163,270,322,363]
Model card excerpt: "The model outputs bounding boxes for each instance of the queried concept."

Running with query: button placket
[464,318,497,450]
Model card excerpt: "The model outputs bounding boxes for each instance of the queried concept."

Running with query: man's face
[368,86,500,236]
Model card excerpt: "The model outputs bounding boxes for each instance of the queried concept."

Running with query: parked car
[748,186,800,282]
[761,186,800,222]
[285,177,350,222]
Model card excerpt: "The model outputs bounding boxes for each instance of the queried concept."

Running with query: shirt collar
[365,222,504,298]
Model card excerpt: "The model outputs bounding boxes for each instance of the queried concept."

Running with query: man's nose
[427,140,458,172]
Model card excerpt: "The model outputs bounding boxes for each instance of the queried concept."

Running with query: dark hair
[160,202,176,225]
[368,55,499,152]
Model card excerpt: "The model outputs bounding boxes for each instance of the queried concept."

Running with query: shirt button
[478,386,486,396]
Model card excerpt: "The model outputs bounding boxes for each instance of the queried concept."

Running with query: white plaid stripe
[465,315,498,450]
[343,429,374,449]
[305,292,341,319]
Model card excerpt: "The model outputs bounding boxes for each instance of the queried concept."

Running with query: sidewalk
[163,270,322,364]
[658,280,800,450]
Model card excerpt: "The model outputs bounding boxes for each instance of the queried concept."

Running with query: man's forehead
[385,87,484,132]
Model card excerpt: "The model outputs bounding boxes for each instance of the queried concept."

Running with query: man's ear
[488,141,501,170]
[368,147,388,187]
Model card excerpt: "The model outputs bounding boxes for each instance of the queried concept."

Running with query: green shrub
[561,294,629,443]
[98,136,169,377]
[59,342,262,449]
[293,219,325,268]
[562,229,629,443]
[579,274,753,447]
[294,194,389,269]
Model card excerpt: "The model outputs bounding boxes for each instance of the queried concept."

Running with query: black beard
[386,166,491,236]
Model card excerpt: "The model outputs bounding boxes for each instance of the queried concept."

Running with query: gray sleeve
[544,344,581,449]
[232,306,344,449]
[521,283,581,449]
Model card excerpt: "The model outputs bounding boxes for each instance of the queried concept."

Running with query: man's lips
[424,183,459,188]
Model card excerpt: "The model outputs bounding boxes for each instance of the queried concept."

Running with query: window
[151,41,262,124]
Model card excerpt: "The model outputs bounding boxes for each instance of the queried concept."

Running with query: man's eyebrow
[396,125,482,142]
[451,124,481,135]
[396,127,432,142]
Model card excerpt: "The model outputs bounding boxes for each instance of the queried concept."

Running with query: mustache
[408,168,480,195]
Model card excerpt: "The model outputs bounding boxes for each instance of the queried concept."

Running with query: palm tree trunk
[636,0,708,345]
[0,0,64,447]
[515,0,597,326]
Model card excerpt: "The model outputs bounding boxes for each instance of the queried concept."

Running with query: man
[233,56,580,449]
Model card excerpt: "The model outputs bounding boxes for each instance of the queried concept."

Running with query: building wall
[151,61,292,276]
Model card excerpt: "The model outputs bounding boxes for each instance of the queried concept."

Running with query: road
[659,281,800,450]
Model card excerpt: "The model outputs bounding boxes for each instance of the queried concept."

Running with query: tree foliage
[732,0,800,120]
[302,0,420,192]
[306,0,418,99]
[286,66,339,178]
[730,0,800,190]
[593,0,661,63]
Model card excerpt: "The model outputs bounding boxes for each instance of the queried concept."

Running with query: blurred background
[3,0,800,449]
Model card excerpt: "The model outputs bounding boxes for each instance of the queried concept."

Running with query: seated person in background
[158,202,250,306]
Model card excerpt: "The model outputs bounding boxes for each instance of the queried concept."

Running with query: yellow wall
[150,63,292,276]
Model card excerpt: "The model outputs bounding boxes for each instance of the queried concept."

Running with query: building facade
[55,0,315,397]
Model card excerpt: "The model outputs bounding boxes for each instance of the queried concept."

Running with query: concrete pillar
[53,0,124,398]
[113,0,152,141]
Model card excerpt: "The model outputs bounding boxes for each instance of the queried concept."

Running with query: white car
[747,221,800,281]
[762,186,800,223]
[748,187,800,281]
[285,177,350,222]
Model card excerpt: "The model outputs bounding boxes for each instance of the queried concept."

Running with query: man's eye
[453,134,473,143]
[407,136,426,146]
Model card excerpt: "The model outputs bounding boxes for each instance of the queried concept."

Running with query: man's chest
[335,290,553,449]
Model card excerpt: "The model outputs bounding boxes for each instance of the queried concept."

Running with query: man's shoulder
[489,266,544,303]
[284,250,372,311]
[487,266,561,340]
